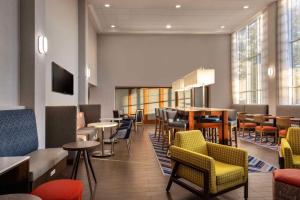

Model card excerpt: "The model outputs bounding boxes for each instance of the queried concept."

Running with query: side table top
[0,156,30,176]
[63,141,100,151]
[88,122,118,128]
[0,194,41,200]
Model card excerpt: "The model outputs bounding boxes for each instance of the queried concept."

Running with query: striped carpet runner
[149,133,276,176]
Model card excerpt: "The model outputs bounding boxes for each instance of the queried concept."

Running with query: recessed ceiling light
[220,26,225,29]
[166,24,172,29]
[111,25,116,28]
[104,4,110,8]
[175,5,181,9]
[243,5,249,9]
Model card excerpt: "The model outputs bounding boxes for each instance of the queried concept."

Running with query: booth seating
[0,109,68,190]
[76,112,97,141]
[232,104,269,115]
[32,179,83,200]
[273,169,300,200]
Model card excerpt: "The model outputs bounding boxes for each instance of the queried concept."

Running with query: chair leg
[126,139,131,154]
[154,119,158,137]
[244,181,248,200]
[234,127,238,147]
[166,162,179,192]
[158,121,162,142]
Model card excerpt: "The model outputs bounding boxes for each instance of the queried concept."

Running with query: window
[279,0,300,105]
[177,89,191,108]
[233,17,264,104]
[115,87,174,121]
[291,0,300,104]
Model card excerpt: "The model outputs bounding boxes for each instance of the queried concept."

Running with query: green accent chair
[281,127,300,169]
[166,130,248,199]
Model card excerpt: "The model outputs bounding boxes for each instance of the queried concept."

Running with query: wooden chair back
[277,117,291,130]
[253,114,265,124]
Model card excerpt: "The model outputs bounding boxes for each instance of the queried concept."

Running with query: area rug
[238,133,278,151]
[149,133,276,176]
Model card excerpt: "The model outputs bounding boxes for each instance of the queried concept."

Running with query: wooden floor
[65,125,275,200]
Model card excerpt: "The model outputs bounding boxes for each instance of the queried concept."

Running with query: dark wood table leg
[83,150,93,195]
[188,111,195,130]
[74,150,81,179]
[71,150,81,179]
[86,150,97,183]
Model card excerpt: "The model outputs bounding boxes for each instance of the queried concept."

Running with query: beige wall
[90,34,231,117]
[0,0,19,106]
[45,0,78,106]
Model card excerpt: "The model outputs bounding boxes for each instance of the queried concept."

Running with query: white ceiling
[89,0,276,34]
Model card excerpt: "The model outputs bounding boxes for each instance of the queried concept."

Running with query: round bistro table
[63,141,100,195]
[88,122,118,157]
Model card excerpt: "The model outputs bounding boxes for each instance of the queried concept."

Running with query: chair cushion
[0,109,38,156]
[240,122,256,128]
[32,179,83,200]
[273,169,300,187]
[76,127,97,141]
[76,112,85,130]
[255,126,277,132]
[293,155,300,166]
[279,129,287,137]
[215,161,244,185]
[27,148,68,181]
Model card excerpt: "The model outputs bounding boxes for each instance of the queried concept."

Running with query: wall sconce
[86,66,91,78]
[268,66,275,78]
[38,35,48,54]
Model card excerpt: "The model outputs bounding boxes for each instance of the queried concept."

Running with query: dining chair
[238,112,256,137]
[135,109,144,132]
[228,110,238,147]
[110,120,133,154]
[277,117,291,143]
[254,115,277,143]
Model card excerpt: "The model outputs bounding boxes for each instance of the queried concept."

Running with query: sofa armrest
[281,138,294,168]
[207,142,248,176]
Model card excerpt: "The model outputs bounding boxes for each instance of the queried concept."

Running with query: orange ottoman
[32,179,83,200]
[273,169,300,200]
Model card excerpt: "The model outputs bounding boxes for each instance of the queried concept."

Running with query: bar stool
[167,110,187,141]
[154,108,160,137]
[157,108,164,142]
[32,179,83,200]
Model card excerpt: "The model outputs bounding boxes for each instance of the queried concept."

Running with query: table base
[92,150,113,157]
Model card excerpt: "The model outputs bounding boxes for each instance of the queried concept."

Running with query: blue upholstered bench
[0,109,68,190]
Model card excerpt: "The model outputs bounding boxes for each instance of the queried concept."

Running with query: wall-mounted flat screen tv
[52,62,74,95]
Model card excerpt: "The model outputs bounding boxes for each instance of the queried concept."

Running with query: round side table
[63,141,100,195]
[88,122,118,157]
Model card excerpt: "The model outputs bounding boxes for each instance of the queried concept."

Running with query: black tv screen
[52,62,74,95]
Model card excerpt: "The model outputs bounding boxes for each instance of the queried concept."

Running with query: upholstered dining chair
[254,115,277,143]
[238,112,256,137]
[277,117,291,143]
[135,109,144,132]
[167,130,248,199]
[281,127,300,169]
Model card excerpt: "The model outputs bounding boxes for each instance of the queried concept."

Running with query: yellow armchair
[280,127,300,168]
[166,130,248,199]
